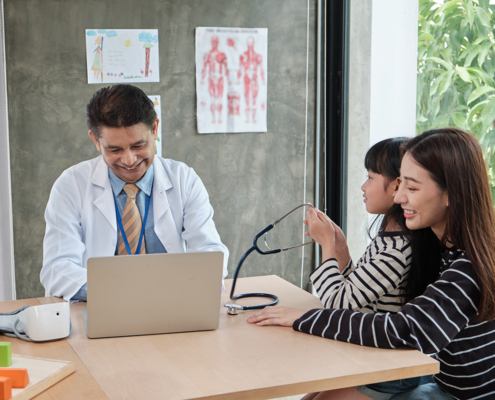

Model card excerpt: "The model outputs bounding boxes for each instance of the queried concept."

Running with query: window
[417,0,495,199]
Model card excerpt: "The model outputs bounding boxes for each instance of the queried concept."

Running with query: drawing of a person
[237,37,265,123]
[201,36,231,124]
[91,36,103,81]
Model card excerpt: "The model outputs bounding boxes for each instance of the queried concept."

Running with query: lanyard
[114,191,151,255]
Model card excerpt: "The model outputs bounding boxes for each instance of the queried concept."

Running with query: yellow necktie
[118,184,146,255]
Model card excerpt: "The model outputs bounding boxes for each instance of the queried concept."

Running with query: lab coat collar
[91,156,110,189]
[153,157,173,192]
[91,157,117,230]
[152,157,172,223]
[152,157,185,254]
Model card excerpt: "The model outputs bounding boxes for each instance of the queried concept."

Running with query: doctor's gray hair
[87,84,157,139]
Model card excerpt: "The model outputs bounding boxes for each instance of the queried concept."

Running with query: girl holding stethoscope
[249,128,495,400]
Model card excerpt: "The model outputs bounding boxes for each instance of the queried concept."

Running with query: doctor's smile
[120,160,144,171]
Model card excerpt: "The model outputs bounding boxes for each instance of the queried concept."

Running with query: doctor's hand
[304,208,336,261]
[247,306,307,327]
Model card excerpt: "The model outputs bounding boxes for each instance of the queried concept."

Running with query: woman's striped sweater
[295,249,495,400]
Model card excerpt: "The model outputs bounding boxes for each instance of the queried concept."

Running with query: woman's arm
[295,257,479,353]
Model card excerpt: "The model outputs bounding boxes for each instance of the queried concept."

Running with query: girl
[308,137,413,317]
[248,128,495,400]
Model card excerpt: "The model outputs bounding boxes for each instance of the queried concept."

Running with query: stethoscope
[224,203,315,315]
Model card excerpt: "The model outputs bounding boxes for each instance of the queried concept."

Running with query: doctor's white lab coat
[41,156,229,302]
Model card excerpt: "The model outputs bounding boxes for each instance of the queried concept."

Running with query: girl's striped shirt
[311,231,411,314]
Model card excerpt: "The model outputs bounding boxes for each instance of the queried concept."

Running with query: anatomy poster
[148,95,162,157]
[195,27,267,134]
[86,29,159,84]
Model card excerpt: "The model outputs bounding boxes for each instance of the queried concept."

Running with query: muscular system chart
[195,27,267,134]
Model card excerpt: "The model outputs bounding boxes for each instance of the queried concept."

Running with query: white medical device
[0,303,71,342]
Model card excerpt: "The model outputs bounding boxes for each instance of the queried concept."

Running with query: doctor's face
[89,120,159,183]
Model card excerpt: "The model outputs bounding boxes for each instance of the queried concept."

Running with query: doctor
[41,84,229,302]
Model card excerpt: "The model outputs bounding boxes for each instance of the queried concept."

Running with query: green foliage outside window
[417,0,495,198]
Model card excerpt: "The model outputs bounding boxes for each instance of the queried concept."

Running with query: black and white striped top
[311,231,411,314]
[295,249,495,400]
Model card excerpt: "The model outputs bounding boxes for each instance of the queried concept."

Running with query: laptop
[82,251,224,339]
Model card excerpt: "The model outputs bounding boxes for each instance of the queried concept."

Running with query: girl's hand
[304,208,336,260]
[304,209,350,269]
[304,208,335,244]
[247,306,307,327]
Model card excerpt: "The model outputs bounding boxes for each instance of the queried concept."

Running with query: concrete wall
[5,0,316,299]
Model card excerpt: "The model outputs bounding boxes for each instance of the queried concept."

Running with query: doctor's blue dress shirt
[71,165,167,301]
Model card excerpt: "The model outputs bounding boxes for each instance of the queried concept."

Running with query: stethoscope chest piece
[224,304,243,315]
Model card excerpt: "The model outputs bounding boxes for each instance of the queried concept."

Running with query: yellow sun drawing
[125,39,131,47]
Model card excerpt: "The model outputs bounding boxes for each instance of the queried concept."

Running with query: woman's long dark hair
[365,137,443,303]
[402,128,495,322]
[401,226,441,303]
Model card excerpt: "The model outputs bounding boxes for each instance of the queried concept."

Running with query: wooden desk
[3,276,438,399]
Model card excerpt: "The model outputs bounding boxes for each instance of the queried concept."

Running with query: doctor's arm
[181,169,229,279]
[41,172,88,302]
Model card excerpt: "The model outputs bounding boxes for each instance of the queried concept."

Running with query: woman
[248,128,495,400]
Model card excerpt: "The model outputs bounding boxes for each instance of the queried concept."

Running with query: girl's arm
[305,208,350,271]
[311,240,410,310]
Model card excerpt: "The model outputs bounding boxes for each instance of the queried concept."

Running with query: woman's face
[394,152,449,240]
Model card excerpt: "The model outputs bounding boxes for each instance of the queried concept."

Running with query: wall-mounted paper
[195,27,267,134]
[86,29,159,84]
[148,95,162,157]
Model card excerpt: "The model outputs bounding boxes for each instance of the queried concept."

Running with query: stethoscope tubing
[227,203,315,313]
[228,229,281,311]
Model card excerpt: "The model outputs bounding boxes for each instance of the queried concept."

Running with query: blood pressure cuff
[0,306,29,334]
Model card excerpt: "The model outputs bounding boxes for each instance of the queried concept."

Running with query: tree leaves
[456,66,471,82]
[418,32,435,42]
[426,57,453,70]
[477,43,492,68]
[467,67,495,86]
[439,70,455,96]
[465,0,474,27]
[467,86,495,105]
[418,0,495,197]
[463,46,480,67]
[475,7,492,28]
